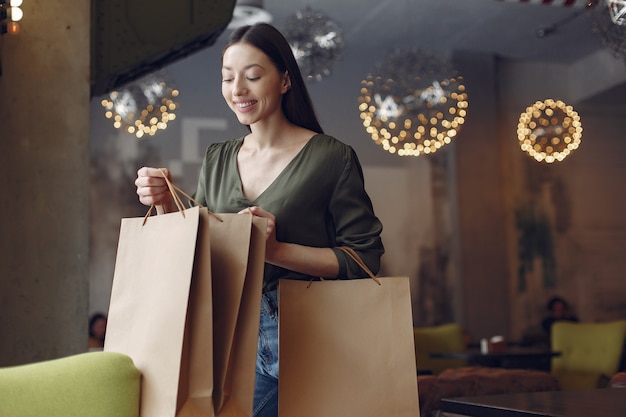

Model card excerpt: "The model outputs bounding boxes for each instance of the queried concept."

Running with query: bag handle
[338,246,381,285]
[142,168,222,225]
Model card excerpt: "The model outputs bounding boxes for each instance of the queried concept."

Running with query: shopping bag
[208,213,266,417]
[104,205,215,417]
[170,179,266,416]
[279,247,420,417]
[105,172,267,417]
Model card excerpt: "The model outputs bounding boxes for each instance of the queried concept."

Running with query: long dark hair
[223,23,324,134]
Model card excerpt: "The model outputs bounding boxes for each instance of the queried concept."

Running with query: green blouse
[194,133,384,292]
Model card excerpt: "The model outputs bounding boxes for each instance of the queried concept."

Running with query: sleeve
[192,142,223,210]
[192,150,209,208]
[328,146,384,279]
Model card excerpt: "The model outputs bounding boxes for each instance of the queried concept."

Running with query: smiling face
[221,43,291,128]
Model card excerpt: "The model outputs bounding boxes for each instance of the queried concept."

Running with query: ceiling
[257,0,609,65]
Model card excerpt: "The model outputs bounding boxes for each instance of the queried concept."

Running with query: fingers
[135,167,173,206]
[239,206,276,237]
[251,206,276,238]
[136,167,170,181]
[246,206,273,219]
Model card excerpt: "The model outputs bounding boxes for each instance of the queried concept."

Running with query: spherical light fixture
[281,7,344,82]
[607,0,626,26]
[517,99,583,163]
[589,0,626,59]
[101,70,179,139]
[227,0,272,29]
[358,49,468,157]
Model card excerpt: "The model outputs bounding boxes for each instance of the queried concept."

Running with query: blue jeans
[253,290,279,417]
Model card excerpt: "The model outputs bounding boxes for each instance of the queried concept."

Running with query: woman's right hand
[135,167,175,211]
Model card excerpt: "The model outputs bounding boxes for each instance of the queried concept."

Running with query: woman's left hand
[238,206,279,261]
[238,206,339,277]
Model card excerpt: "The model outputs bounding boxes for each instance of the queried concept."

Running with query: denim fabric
[253,372,278,417]
[253,290,279,417]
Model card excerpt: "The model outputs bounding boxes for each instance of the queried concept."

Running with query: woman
[135,23,384,417]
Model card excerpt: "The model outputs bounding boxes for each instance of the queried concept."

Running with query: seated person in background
[541,296,579,337]
[88,312,107,350]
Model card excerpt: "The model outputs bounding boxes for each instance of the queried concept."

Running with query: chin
[236,115,256,126]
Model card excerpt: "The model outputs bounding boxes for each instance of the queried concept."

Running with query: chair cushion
[417,366,560,416]
[609,372,626,388]
[413,323,467,374]
[0,351,140,417]
[551,320,626,390]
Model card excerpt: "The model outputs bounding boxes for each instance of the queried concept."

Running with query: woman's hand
[237,206,339,277]
[238,206,278,260]
[135,167,175,212]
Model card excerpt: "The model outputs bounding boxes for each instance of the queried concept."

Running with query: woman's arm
[241,206,340,278]
[327,148,384,278]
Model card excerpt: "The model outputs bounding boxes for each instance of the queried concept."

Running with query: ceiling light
[0,0,23,36]
[589,0,626,59]
[608,0,626,25]
[358,49,468,157]
[281,7,344,82]
[517,99,582,163]
[101,70,179,139]
[227,0,272,30]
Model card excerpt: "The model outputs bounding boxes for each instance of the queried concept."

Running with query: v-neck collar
[235,134,320,204]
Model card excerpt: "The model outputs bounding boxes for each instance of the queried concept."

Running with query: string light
[589,0,626,59]
[607,0,626,25]
[101,71,179,139]
[517,99,583,163]
[358,49,468,157]
[0,0,23,35]
[281,7,344,82]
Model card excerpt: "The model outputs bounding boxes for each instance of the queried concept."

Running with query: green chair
[0,351,140,417]
[551,320,626,390]
[413,323,467,375]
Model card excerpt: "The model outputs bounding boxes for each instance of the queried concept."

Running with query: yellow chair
[551,320,626,390]
[413,323,467,375]
[0,351,140,417]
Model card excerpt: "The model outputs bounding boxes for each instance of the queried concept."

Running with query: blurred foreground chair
[551,320,626,390]
[610,371,626,388]
[417,366,559,416]
[414,322,467,375]
[0,351,140,417]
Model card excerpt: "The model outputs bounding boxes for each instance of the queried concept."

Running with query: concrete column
[0,0,90,366]
[451,52,511,341]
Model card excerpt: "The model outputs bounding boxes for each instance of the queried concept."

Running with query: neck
[248,115,297,149]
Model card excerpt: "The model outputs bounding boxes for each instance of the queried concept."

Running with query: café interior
[1,0,626,415]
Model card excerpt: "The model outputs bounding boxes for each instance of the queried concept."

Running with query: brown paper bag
[105,207,266,417]
[105,206,215,417]
[279,247,420,417]
[207,213,266,417]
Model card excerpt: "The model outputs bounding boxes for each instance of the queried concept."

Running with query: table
[441,388,626,417]
[429,348,560,371]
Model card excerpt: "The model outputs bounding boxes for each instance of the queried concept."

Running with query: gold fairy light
[358,49,468,157]
[101,70,179,139]
[281,7,344,82]
[517,99,583,163]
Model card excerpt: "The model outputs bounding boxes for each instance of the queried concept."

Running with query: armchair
[551,320,626,390]
[0,351,140,417]
[413,322,467,375]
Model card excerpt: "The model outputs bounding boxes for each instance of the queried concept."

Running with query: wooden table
[429,348,561,371]
[441,388,626,417]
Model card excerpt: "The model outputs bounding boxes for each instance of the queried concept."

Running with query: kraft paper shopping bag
[208,213,266,417]
[166,177,267,416]
[105,206,215,417]
[279,247,420,417]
